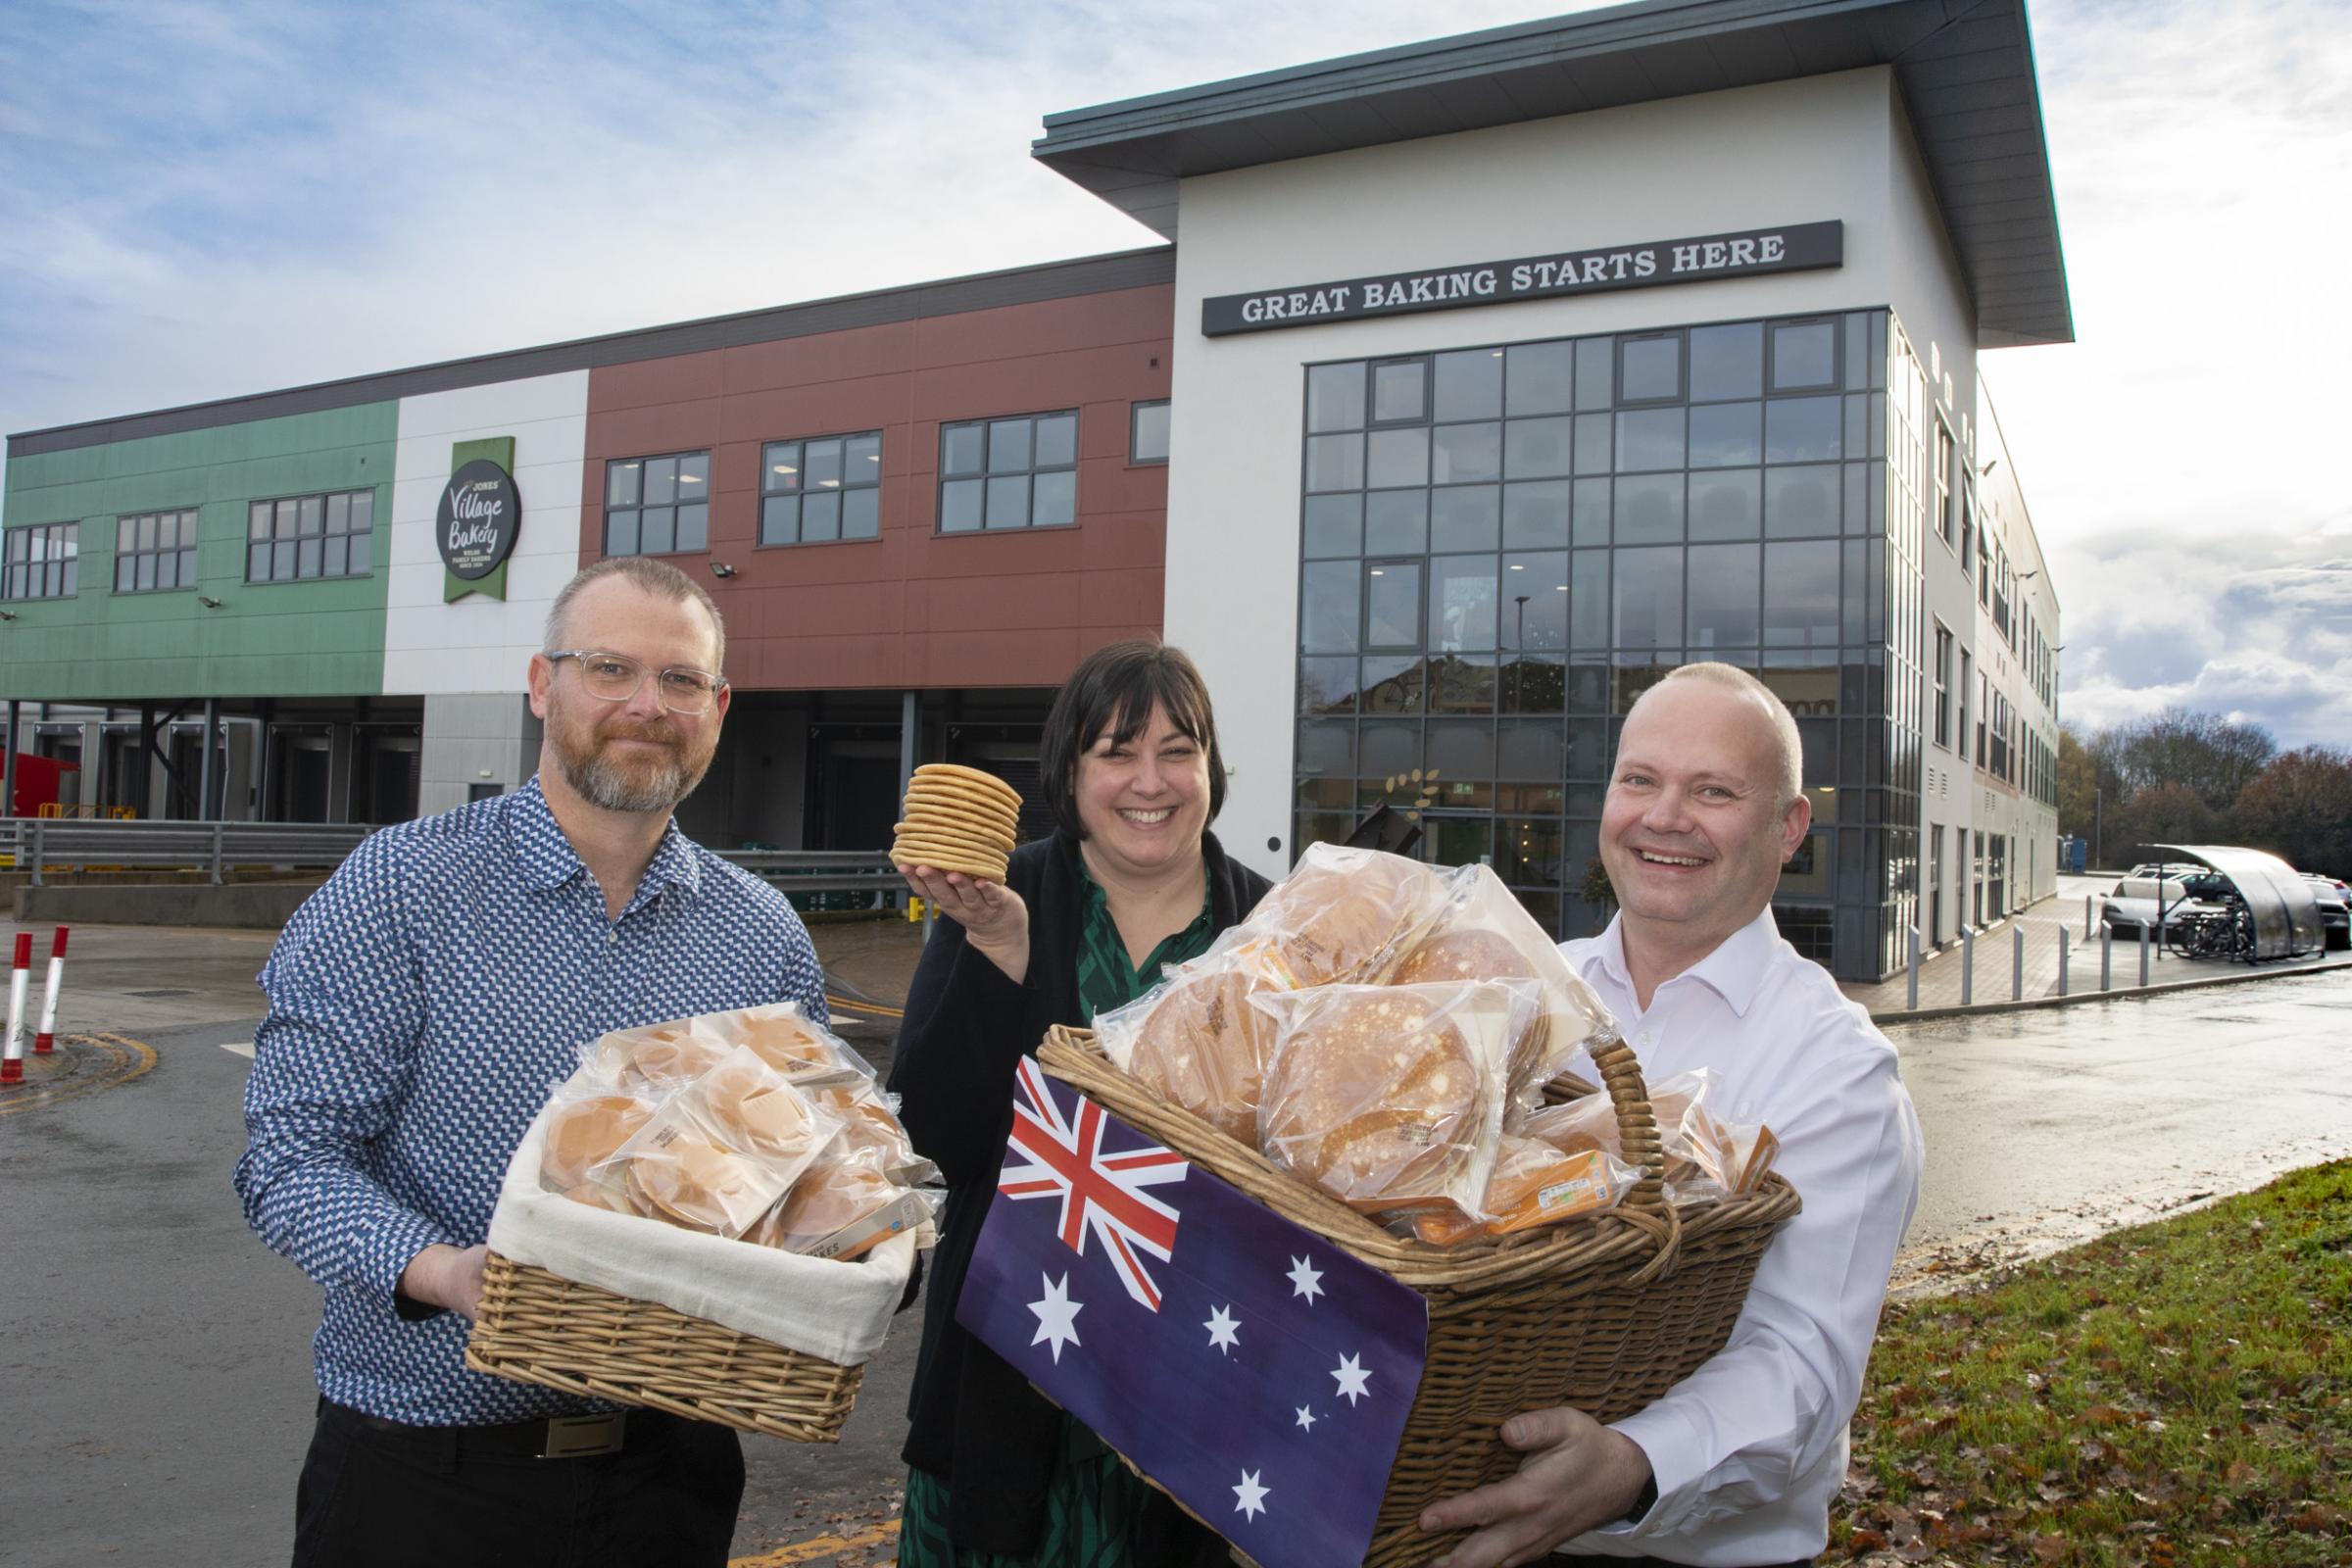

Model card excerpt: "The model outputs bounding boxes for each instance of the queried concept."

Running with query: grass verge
[1834,1161,2351,1566]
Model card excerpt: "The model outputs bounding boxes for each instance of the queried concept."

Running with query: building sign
[1200,220,1842,337]
[437,458,522,581]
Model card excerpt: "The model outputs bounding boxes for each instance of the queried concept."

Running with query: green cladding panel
[0,404,399,701]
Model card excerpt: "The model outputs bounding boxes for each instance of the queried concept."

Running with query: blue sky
[3,0,2347,749]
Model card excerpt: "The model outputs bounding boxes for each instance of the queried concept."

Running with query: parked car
[2299,873,2350,950]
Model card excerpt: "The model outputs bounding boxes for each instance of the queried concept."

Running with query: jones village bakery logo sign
[436,459,522,580]
[1201,220,1841,336]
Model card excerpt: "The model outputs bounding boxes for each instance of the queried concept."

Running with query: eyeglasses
[545,650,729,714]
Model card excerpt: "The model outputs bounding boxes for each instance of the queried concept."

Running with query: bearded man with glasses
[237,556,827,1568]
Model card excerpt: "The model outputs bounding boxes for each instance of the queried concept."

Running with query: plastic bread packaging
[746,1163,940,1261]
[1389,863,1620,1116]
[701,1001,876,1088]
[805,1078,939,1187]
[1520,1066,1777,1204]
[1096,960,1274,1146]
[1406,1134,1642,1247]
[583,1015,733,1090]
[1200,843,1455,991]
[596,1047,846,1239]
[537,1080,665,1194]
[1248,978,1527,1217]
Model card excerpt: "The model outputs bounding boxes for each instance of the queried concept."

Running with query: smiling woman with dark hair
[887,640,1271,1568]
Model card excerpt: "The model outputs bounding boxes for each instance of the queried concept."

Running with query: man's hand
[398,1243,489,1320]
[1418,1406,1653,1568]
[903,865,1030,985]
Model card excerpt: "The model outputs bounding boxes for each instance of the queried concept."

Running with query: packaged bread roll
[583,1017,732,1089]
[1098,963,1272,1145]
[807,1079,936,1185]
[702,1002,874,1087]
[1391,864,1618,1116]
[747,1163,931,1261]
[1206,844,1452,990]
[539,1089,660,1191]
[624,1140,785,1237]
[1522,1067,1771,1203]
[1408,1135,1641,1246]
[1250,979,1523,1216]
[599,1047,844,1238]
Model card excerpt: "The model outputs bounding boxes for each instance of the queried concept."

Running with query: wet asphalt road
[1886,964,2352,1283]
[4,963,2350,1564]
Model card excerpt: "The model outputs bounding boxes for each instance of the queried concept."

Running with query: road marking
[731,1518,901,1566]
[0,1032,158,1116]
[220,1040,255,1058]
[825,993,904,1020]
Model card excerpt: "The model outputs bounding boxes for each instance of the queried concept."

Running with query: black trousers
[293,1400,745,1568]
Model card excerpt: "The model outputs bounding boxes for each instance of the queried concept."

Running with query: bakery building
[0,0,2067,981]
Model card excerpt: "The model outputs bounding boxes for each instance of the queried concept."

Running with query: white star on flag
[1028,1273,1083,1364]
[1287,1254,1325,1304]
[1332,1351,1372,1405]
[1203,1303,1241,1354]
[1295,1405,1317,1432]
[1233,1468,1270,1521]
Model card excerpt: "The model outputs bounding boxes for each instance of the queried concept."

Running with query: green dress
[899,862,1216,1568]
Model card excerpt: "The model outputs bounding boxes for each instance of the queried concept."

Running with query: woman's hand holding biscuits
[905,864,1030,986]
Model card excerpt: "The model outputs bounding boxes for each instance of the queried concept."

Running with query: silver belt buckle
[540,1412,626,1458]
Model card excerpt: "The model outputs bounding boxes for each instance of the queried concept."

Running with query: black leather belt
[328,1399,673,1459]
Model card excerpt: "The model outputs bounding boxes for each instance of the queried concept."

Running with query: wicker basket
[463,1252,864,1443]
[1037,1024,1800,1567]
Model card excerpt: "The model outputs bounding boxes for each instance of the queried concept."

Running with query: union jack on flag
[998,1055,1189,1310]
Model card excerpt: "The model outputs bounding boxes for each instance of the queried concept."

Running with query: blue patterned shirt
[234,775,828,1426]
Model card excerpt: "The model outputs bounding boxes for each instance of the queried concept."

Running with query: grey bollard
[1961,926,1975,1005]
[2101,925,2113,992]
[2084,895,2094,939]
[2139,923,2151,987]
[1907,924,1921,1011]
[2013,924,2025,1001]
[2059,928,2070,997]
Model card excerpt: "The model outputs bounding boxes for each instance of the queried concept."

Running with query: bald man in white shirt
[1422,662,1925,1568]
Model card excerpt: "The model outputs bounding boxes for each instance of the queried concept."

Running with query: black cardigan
[888,828,1272,1559]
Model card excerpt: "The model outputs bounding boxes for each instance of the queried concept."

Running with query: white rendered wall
[388,372,587,810]
[1164,68,1962,879]
[386,371,588,698]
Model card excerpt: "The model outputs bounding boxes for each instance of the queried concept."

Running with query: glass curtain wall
[1293,308,1925,979]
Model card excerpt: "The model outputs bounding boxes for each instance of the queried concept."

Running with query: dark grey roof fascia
[9,247,1178,459]
[1032,0,2071,348]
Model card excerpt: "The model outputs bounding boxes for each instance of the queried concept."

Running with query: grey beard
[562,743,703,814]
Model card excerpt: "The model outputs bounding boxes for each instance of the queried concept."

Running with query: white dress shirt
[1557,908,1924,1565]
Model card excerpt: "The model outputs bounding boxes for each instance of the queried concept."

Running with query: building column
[898,690,919,799]
[198,698,220,820]
[2,699,18,816]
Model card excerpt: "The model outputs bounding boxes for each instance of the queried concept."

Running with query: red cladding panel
[583,285,1176,692]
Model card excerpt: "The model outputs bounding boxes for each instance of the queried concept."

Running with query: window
[115,509,200,593]
[606,452,709,556]
[761,432,880,546]
[1130,400,1170,465]
[1957,649,1972,761]
[2,522,78,601]
[1932,624,1952,748]
[1934,421,1957,550]
[246,491,372,583]
[939,411,1077,532]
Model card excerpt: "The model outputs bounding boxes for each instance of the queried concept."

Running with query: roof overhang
[1033,0,2071,347]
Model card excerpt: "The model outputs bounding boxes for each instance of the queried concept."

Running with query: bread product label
[799,1189,933,1261]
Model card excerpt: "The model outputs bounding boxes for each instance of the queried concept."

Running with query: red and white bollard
[2,932,28,1085]
[32,926,67,1054]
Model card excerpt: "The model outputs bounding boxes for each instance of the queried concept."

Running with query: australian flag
[958,1058,1429,1568]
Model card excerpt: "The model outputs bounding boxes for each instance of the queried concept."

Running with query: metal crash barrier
[1,818,906,908]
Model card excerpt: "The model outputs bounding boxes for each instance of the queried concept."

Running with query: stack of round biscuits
[892,762,1020,882]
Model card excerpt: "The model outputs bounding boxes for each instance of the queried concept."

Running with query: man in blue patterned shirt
[235,557,828,1567]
